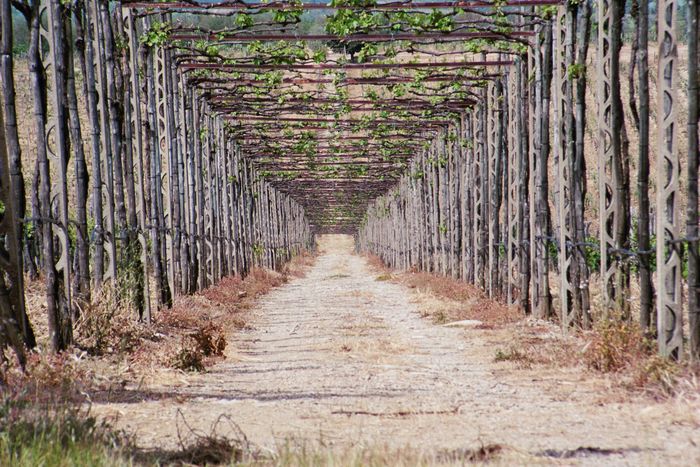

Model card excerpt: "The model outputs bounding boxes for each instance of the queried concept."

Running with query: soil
[93,235,700,465]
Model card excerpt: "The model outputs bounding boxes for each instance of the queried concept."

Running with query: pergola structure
[0,0,697,363]
[122,1,531,234]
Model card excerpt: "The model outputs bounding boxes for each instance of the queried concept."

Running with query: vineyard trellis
[0,0,698,363]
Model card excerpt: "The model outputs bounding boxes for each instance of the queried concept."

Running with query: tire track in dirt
[94,235,700,465]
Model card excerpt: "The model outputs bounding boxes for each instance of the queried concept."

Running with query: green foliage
[194,40,220,58]
[547,239,559,265]
[583,236,601,273]
[538,5,558,19]
[325,9,381,36]
[567,63,586,80]
[273,7,303,24]
[247,40,307,65]
[253,242,264,259]
[140,21,171,48]
[234,13,254,28]
[312,48,327,63]
[356,42,378,63]
[117,239,146,315]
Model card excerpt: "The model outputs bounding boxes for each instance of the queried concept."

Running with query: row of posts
[359,0,693,360]
[0,0,314,360]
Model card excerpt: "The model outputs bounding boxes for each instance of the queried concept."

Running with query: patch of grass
[160,435,243,465]
[630,355,680,397]
[387,268,523,327]
[133,266,302,372]
[0,398,130,467]
[268,440,505,466]
[139,411,249,465]
[281,249,316,278]
[494,346,534,367]
[432,310,448,325]
[171,344,206,372]
[190,324,227,358]
[0,386,512,467]
[75,284,146,356]
[365,253,389,272]
[1,352,88,404]
[326,273,351,279]
[171,323,227,372]
[375,273,393,281]
[582,316,652,373]
[436,443,503,463]
[580,315,700,398]
[170,323,227,371]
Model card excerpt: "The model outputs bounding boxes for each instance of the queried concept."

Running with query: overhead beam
[180,60,512,71]
[124,1,563,11]
[170,32,534,42]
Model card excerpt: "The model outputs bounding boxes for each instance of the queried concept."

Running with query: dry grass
[365,253,389,272]
[577,316,700,400]
[281,250,316,278]
[582,316,652,373]
[0,351,89,405]
[494,346,535,367]
[17,250,316,387]
[495,317,700,400]
[364,254,700,400]
[131,416,512,467]
[134,411,249,465]
[132,262,313,372]
[365,254,523,328]
[74,285,150,356]
[170,323,227,372]
[258,438,513,466]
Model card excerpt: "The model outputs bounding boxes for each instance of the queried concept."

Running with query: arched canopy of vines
[125,0,544,232]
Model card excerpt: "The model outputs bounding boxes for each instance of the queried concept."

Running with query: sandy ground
[93,235,700,465]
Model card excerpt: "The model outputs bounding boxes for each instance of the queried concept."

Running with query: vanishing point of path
[97,236,700,465]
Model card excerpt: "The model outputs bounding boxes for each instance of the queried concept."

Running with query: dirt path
[95,236,700,465]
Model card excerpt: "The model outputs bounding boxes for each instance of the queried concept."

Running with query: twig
[331,406,460,417]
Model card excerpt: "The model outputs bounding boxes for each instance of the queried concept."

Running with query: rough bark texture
[0,0,35,348]
[637,0,654,332]
[689,0,700,359]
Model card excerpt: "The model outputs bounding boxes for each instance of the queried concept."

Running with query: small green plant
[140,21,171,47]
[253,242,265,260]
[171,344,205,372]
[583,236,601,272]
[117,239,146,316]
[567,63,586,80]
[546,239,559,265]
[494,346,533,366]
